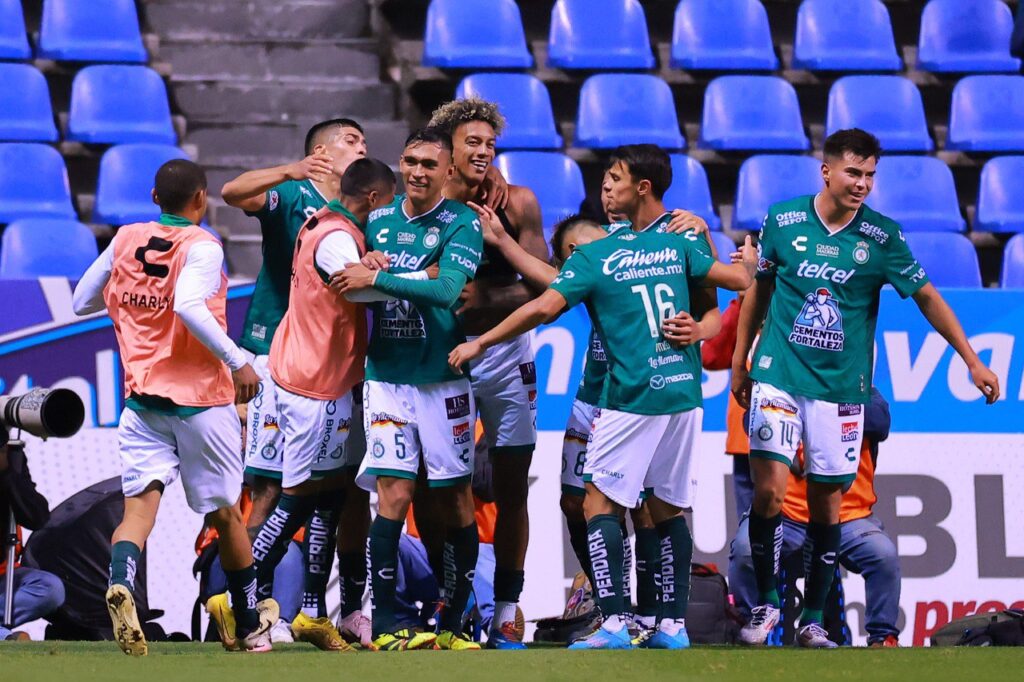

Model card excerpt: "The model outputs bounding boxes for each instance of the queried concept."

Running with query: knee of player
[752,483,785,513]
[205,504,244,530]
[560,493,585,522]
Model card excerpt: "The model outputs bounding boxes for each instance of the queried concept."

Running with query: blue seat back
[918,0,1021,72]
[827,76,931,151]
[0,0,31,59]
[903,232,981,287]
[423,0,532,68]
[494,152,584,236]
[548,0,654,69]
[0,219,98,279]
[794,0,900,71]
[94,144,190,225]
[1001,234,1024,288]
[700,76,809,151]
[575,74,684,149]
[38,0,147,62]
[870,156,965,232]
[0,64,58,142]
[664,155,720,229]
[68,65,175,145]
[671,0,777,70]
[0,143,75,222]
[976,156,1024,233]
[455,74,562,149]
[710,232,737,263]
[947,76,1024,152]
[734,155,821,231]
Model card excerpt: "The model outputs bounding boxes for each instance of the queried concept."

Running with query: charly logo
[853,240,871,264]
[790,287,844,351]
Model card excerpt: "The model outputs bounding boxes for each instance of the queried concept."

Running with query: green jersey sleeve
[442,213,484,279]
[885,228,930,298]
[684,231,715,283]
[755,213,779,280]
[549,249,595,308]
[245,182,292,224]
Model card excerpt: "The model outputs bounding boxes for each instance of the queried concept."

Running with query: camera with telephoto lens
[0,387,85,446]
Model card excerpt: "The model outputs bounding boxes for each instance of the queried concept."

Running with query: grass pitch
[4,642,1023,682]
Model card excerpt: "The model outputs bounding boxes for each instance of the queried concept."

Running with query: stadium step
[143,0,370,40]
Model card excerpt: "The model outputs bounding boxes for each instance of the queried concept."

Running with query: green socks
[567,519,594,586]
[338,550,367,618]
[109,540,141,590]
[748,511,783,608]
[655,516,693,620]
[440,522,479,633]
[586,514,626,618]
[634,527,661,618]
[800,522,841,626]
[224,564,260,633]
[252,492,315,600]
[301,492,342,618]
[368,515,403,637]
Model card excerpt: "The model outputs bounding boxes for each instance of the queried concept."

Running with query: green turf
[3,642,1023,682]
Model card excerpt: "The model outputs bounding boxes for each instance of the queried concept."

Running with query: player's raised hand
[285,153,334,183]
[467,201,508,246]
[232,363,260,405]
[665,209,709,236]
[448,340,484,373]
[361,250,390,271]
[731,363,753,409]
[662,311,700,347]
[480,165,510,211]
[969,361,1001,404]
[732,236,758,278]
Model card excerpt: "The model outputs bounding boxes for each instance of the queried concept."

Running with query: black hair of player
[607,144,673,200]
[823,128,883,162]
[304,118,364,156]
[341,158,396,197]
[404,127,453,154]
[550,214,600,263]
[154,159,207,214]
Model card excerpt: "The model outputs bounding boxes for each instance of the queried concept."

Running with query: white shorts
[356,378,475,490]
[468,334,537,453]
[748,381,865,483]
[275,383,354,489]
[119,404,243,514]
[585,407,702,509]
[561,399,598,496]
[242,351,284,478]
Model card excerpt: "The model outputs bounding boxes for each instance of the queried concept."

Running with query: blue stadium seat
[94,144,190,225]
[548,0,654,69]
[422,0,532,68]
[733,155,821,231]
[794,0,901,71]
[671,0,778,71]
[664,155,720,230]
[575,74,684,149]
[700,76,809,151]
[870,156,965,233]
[1001,234,1024,288]
[494,152,584,236]
[0,219,98,279]
[67,66,175,145]
[826,76,932,152]
[37,0,147,63]
[0,0,31,59]
[947,76,1024,152]
[976,157,1024,233]
[918,0,1021,73]
[0,64,58,142]
[0,143,75,223]
[710,232,737,263]
[903,233,981,287]
[455,74,562,149]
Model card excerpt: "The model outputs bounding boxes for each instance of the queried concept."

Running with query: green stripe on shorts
[244,466,282,480]
[561,484,586,497]
[806,472,857,485]
[363,467,416,481]
[427,475,471,489]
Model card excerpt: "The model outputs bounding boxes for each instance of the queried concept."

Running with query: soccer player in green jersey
[335,128,485,651]
[731,129,1000,648]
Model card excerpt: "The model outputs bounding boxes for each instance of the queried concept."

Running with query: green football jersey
[552,228,715,415]
[364,195,483,385]
[240,179,328,355]
[751,195,929,404]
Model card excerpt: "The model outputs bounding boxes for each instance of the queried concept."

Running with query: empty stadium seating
[700,76,809,151]
[0,0,31,60]
[0,218,98,279]
[870,156,965,232]
[903,232,981,287]
[422,0,532,68]
[946,76,1024,152]
[494,152,585,236]
[733,155,822,231]
[0,64,59,142]
[826,76,932,152]
[67,65,176,145]
[793,0,902,71]
[1001,234,1024,288]
[664,155,720,230]
[37,0,148,63]
[575,74,684,149]
[455,74,562,149]
[670,0,778,71]
[976,156,1024,234]
[0,143,76,223]
[94,144,190,226]
[917,0,1021,73]
[547,0,654,69]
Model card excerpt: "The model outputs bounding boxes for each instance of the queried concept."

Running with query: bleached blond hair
[428,97,506,137]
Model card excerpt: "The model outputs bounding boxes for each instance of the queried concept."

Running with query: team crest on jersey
[261,444,277,461]
[445,394,471,419]
[789,287,844,351]
[757,422,774,442]
[852,241,871,264]
[371,438,385,458]
[436,209,457,225]
[452,421,471,445]
[423,226,440,248]
[268,190,279,211]
[263,415,279,431]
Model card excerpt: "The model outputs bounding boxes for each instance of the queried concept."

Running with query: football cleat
[291,613,353,651]
[796,622,838,649]
[106,584,147,656]
[338,610,374,649]
[270,618,295,643]
[567,619,633,650]
[642,622,690,650]
[372,628,437,652]
[239,598,279,653]
[738,604,781,645]
[868,635,899,648]
[435,630,482,650]
[487,606,527,650]
[205,592,238,651]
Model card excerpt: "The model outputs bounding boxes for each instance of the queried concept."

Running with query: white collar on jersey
[813,197,858,236]
[402,196,445,222]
